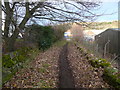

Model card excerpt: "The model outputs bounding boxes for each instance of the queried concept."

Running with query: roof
[95,28,120,37]
[87,31,95,35]
[107,28,120,31]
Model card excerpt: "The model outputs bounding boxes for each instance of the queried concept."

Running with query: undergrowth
[75,41,120,88]
[2,47,39,84]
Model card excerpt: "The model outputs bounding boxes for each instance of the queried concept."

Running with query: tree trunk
[3,2,38,52]
[4,38,16,52]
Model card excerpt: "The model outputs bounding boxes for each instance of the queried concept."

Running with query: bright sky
[38,1,120,25]
[2,0,120,27]
[95,1,119,22]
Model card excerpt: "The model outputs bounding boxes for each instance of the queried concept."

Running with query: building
[83,30,105,41]
[95,28,120,56]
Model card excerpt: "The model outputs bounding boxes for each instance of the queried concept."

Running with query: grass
[22,49,39,68]
[53,39,67,47]
[2,69,17,85]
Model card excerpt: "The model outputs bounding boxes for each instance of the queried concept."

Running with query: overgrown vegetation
[75,41,120,88]
[2,47,39,84]
[102,67,120,88]
[89,58,111,68]
[2,24,66,85]
[25,24,69,51]
[25,24,57,51]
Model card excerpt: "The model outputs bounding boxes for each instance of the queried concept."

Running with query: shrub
[90,58,111,68]
[25,24,57,51]
[3,55,15,68]
[90,59,100,68]
[103,67,120,88]
[3,47,31,69]
[2,47,39,84]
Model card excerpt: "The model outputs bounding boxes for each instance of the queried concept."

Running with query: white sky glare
[3,0,120,2]
[2,0,119,26]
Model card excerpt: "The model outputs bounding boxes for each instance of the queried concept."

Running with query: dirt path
[58,43,75,88]
[3,41,111,88]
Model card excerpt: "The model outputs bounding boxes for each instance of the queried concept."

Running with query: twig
[111,55,119,63]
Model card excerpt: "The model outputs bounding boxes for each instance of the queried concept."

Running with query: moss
[100,62,111,68]
[90,58,120,88]
[90,59,100,68]
[90,58,111,68]
[104,67,118,75]
[98,59,111,68]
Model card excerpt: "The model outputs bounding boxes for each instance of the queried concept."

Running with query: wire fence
[79,39,119,69]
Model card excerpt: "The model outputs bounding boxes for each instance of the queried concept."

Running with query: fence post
[104,40,110,58]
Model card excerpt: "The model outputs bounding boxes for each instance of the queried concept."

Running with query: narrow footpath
[58,43,75,88]
[3,41,111,88]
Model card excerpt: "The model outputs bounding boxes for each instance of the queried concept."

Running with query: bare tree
[70,23,84,41]
[1,0,101,52]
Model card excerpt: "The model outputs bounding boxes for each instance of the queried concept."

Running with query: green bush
[3,47,31,68]
[90,58,111,68]
[37,26,57,50]
[103,67,120,88]
[25,24,57,51]
[104,67,118,75]
[90,59,100,68]
[11,47,30,64]
[2,47,39,84]
[3,55,15,68]
[98,58,111,68]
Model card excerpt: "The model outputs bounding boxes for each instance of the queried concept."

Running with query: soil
[58,43,75,88]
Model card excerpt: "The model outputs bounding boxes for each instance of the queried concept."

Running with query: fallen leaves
[3,41,112,88]
[67,43,110,88]
[3,46,61,88]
